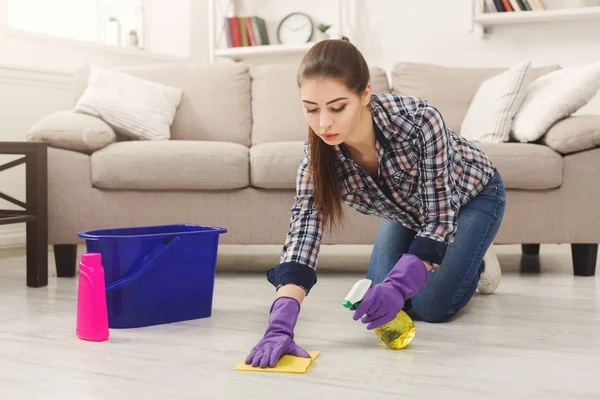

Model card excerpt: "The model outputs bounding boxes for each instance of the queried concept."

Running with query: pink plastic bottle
[76,253,109,341]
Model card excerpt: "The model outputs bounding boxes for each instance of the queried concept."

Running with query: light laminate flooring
[0,244,598,400]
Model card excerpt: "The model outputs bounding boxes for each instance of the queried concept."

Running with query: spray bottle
[343,278,415,350]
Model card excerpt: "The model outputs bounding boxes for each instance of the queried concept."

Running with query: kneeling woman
[245,37,506,369]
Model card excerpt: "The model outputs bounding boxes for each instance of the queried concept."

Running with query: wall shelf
[214,42,315,61]
[471,1,600,37]
[208,0,343,63]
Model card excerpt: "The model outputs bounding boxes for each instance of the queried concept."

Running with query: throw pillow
[511,62,600,142]
[73,66,183,141]
[460,60,532,143]
[540,115,600,155]
[27,110,117,153]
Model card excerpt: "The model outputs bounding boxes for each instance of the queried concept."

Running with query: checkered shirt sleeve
[278,148,323,270]
[413,102,459,246]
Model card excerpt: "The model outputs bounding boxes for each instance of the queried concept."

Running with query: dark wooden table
[0,141,48,287]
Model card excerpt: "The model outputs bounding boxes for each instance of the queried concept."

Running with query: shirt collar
[369,94,395,143]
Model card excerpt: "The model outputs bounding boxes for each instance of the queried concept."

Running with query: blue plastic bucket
[77,224,227,329]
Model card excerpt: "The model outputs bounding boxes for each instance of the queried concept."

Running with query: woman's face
[300,78,371,146]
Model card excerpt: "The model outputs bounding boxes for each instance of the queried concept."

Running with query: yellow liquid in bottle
[373,310,415,350]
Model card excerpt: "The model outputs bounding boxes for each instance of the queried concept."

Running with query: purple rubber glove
[353,254,428,330]
[245,296,310,368]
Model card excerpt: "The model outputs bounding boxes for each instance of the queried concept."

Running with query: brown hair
[296,36,370,232]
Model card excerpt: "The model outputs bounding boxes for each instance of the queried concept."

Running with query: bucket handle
[105,236,181,293]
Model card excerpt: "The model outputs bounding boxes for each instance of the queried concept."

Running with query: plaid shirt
[267,94,496,293]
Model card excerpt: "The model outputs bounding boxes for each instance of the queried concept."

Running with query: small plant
[127,29,140,47]
[317,23,331,33]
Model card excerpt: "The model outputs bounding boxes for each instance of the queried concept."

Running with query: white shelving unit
[471,0,600,37]
[208,0,343,62]
[214,42,315,60]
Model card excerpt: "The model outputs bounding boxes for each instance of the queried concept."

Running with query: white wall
[190,0,210,62]
[347,0,600,70]
[0,0,197,247]
[0,0,192,73]
[210,0,600,113]
[0,68,74,246]
[350,0,600,114]
[144,0,191,58]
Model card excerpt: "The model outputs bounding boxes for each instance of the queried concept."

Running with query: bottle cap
[81,253,102,266]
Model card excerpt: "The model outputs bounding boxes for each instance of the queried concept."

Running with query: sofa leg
[571,244,598,277]
[53,244,77,277]
[522,244,540,256]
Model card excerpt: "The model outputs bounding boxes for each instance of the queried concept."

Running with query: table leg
[26,147,48,288]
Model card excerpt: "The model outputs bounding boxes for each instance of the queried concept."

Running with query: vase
[314,31,330,42]
[127,33,139,48]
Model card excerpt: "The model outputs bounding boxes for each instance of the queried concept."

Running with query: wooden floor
[0,244,598,400]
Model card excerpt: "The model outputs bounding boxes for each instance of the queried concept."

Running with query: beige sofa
[28,62,600,278]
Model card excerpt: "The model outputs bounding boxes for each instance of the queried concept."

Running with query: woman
[245,37,506,369]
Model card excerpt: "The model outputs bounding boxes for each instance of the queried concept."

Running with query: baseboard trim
[0,227,26,249]
[215,244,374,271]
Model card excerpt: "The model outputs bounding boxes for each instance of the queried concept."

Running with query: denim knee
[409,298,458,323]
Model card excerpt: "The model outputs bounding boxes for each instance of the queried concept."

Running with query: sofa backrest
[73,63,252,146]
[391,62,561,133]
[250,65,390,145]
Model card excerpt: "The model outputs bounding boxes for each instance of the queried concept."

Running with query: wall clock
[277,12,314,45]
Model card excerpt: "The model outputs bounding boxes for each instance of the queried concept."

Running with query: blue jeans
[366,169,506,323]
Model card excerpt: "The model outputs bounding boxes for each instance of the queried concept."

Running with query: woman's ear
[362,83,372,106]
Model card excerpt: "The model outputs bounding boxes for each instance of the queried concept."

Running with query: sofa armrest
[540,115,600,155]
[27,110,116,154]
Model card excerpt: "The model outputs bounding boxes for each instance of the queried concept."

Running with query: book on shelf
[485,0,545,12]
[224,16,270,48]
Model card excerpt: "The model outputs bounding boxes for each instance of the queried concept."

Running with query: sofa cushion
[512,63,600,143]
[249,141,562,191]
[476,143,563,190]
[74,63,252,146]
[541,115,600,155]
[91,141,249,190]
[250,65,390,145]
[391,62,561,133]
[250,141,305,189]
[460,61,532,143]
[27,110,116,153]
[74,66,183,141]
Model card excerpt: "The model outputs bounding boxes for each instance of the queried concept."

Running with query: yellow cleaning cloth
[234,351,319,373]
